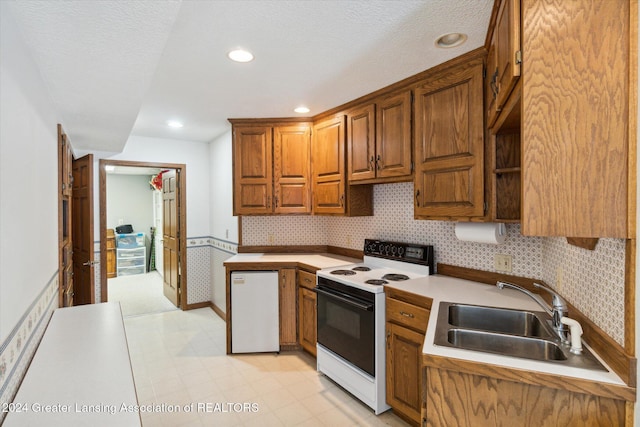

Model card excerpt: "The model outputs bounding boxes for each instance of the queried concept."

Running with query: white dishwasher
[231,271,280,353]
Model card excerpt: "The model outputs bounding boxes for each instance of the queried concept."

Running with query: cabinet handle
[340,194,345,207]
[304,278,312,283]
[266,194,271,209]
[386,330,391,349]
[415,189,420,207]
[376,154,382,170]
[400,311,415,318]
[274,196,278,208]
[369,156,375,171]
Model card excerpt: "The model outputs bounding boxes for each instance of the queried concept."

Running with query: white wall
[98,135,211,238]
[0,3,61,341]
[209,130,238,243]
[106,174,154,234]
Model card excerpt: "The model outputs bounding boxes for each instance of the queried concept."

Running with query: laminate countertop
[385,274,626,387]
[4,302,141,427]
[224,253,361,270]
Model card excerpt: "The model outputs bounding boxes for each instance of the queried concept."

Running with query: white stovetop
[385,275,626,386]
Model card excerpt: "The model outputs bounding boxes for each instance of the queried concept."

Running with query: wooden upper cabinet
[376,91,413,179]
[312,115,347,214]
[494,0,521,111]
[521,0,634,238]
[413,58,486,219]
[233,126,273,215]
[347,91,412,183]
[232,122,311,215]
[273,125,311,214]
[347,104,376,181]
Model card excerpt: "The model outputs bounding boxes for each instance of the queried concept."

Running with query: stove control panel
[364,239,434,271]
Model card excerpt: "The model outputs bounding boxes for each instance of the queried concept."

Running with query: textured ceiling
[7,0,493,153]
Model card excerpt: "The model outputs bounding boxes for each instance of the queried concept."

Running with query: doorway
[99,160,187,312]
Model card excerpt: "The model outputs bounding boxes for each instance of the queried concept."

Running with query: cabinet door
[312,115,347,214]
[279,268,297,346]
[522,0,631,237]
[495,0,521,110]
[274,125,311,214]
[376,90,412,178]
[298,286,317,356]
[232,126,273,215]
[347,104,376,182]
[386,322,424,424]
[414,60,485,218]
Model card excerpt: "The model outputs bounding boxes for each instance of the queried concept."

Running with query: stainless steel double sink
[434,302,606,371]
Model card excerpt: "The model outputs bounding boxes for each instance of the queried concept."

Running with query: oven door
[315,279,376,377]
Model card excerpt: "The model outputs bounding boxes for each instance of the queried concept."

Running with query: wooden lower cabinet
[385,288,433,425]
[279,268,297,347]
[297,269,317,356]
[424,367,627,427]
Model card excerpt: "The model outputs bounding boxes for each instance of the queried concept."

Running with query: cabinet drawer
[117,247,145,258]
[386,298,430,333]
[297,270,316,290]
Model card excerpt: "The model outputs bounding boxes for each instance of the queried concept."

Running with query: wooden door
[162,170,180,307]
[347,104,376,182]
[279,268,297,346]
[413,59,485,218]
[312,115,346,214]
[494,0,521,110]
[72,154,94,305]
[522,0,631,238]
[298,286,317,356]
[273,125,311,214]
[232,126,273,215]
[58,125,74,307]
[386,323,424,424]
[376,90,412,178]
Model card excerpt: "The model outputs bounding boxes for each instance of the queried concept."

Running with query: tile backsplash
[243,182,627,345]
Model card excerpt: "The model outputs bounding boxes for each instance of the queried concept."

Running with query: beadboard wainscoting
[242,182,627,346]
[0,273,58,424]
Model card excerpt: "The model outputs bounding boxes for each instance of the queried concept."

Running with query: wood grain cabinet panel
[347,91,413,184]
[313,114,373,216]
[521,0,634,238]
[386,289,432,425]
[413,58,485,219]
[279,268,297,346]
[297,269,317,356]
[232,123,311,215]
[424,367,627,427]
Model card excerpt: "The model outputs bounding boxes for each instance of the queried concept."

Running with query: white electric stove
[315,239,434,414]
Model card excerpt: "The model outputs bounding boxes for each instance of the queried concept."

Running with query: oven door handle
[314,287,374,311]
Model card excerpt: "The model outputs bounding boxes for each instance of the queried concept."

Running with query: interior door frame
[99,159,187,309]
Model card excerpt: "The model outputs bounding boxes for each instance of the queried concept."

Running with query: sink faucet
[496,281,570,344]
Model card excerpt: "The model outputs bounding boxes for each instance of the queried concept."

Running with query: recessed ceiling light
[294,106,310,114]
[228,49,254,63]
[435,33,467,48]
[167,120,184,128]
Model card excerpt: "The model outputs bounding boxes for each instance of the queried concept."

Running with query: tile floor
[125,308,410,427]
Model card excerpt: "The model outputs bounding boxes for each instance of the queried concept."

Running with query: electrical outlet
[494,254,512,273]
[346,235,352,246]
[225,229,229,239]
[118,218,124,225]
[268,233,275,244]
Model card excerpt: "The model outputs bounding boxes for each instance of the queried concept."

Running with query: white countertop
[385,275,626,387]
[224,253,361,269]
[4,302,141,427]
